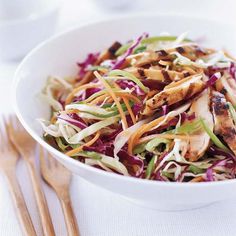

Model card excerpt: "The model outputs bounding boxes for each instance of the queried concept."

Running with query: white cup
[0,0,59,61]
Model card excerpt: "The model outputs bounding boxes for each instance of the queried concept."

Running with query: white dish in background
[0,0,59,61]
[92,0,135,10]
[14,14,236,211]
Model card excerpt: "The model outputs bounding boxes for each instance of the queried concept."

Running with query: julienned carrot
[65,131,100,156]
[65,83,100,105]
[122,96,136,125]
[128,115,169,154]
[90,94,111,105]
[94,71,128,129]
[115,92,140,103]
[128,124,148,154]
[50,115,57,124]
[190,176,204,182]
[113,83,137,125]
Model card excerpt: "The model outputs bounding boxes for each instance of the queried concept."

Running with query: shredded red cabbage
[147,117,179,135]
[229,62,236,79]
[205,146,236,181]
[112,33,148,69]
[176,165,189,182]
[132,103,142,117]
[206,72,221,87]
[77,52,100,77]
[180,112,196,123]
[58,113,87,129]
[116,80,145,96]
[206,168,214,181]
[153,152,168,180]
[86,87,101,98]
[101,127,122,142]
[206,158,230,181]
[207,146,236,162]
[118,150,144,177]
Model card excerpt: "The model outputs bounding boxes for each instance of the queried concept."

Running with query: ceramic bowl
[14,14,236,211]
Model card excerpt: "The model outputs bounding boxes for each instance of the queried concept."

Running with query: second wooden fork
[0,116,37,236]
[40,148,80,236]
[7,115,55,236]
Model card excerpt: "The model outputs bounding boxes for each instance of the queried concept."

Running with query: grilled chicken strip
[180,90,213,161]
[142,74,205,115]
[212,91,236,155]
[215,73,236,106]
[126,50,171,67]
[126,45,212,67]
[125,67,188,82]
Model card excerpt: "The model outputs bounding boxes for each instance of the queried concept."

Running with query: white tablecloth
[1,1,236,235]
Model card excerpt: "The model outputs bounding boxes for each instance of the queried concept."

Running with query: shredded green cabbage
[108,70,149,93]
[115,36,191,56]
[133,143,146,154]
[169,119,202,134]
[69,117,119,144]
[72,151,102,160]
[146,138,170,152]
[145,156,156,179]
[188,165,205,175]
[228,102,236,125]
[86,154,129,176]
[200,118,229,152]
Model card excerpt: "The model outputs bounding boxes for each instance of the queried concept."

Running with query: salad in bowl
[39,33,236,183]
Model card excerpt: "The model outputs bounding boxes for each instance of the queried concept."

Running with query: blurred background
[59,0,236,28]
[0,0,236,86]
[0,0,236,62]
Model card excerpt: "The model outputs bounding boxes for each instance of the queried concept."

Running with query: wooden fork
[39,147,80,236]
[7,115,55,236]
[0,116,37,236]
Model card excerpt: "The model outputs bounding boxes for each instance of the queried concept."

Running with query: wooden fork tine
[1,117,7,148]
[2,114,8,131]
[0,123,4,151]
[6,115,14,133]
[39,146,48,169]
[0,116,37,236]
[39,148,80,236]
[9,115,16,130]
[8,120,56,236]
[6,115,13,135]
[12,115,19,129]
[47,152,57,168]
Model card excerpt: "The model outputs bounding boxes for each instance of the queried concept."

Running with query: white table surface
[1,1,236,235]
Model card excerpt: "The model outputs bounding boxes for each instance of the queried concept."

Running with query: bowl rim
[13,13,236,188]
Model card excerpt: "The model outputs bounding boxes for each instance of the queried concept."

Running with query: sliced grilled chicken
[167,45,211,60]
[125,67,187,82]
[126,45,212,67]
[180,90,214,161]
[142,74,205,115]
[212,91,236,155]
[126,50,171,67]
[215,74,236,106]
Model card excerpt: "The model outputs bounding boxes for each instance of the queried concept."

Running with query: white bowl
[14,14,236,211]
[0,0,59,61]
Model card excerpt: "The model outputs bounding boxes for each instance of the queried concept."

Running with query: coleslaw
[39,33,236,182]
